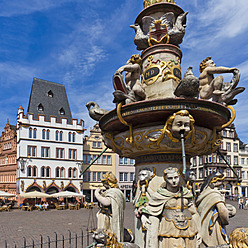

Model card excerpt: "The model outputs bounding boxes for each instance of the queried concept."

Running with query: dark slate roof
[27,78,72,122]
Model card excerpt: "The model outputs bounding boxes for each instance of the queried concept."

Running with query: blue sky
[0,0,247,143]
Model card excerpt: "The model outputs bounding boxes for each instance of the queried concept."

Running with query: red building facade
[0,120,17,194]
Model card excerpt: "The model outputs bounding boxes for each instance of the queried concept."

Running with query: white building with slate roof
[16,78,84,200]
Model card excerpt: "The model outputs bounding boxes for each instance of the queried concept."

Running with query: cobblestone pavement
[0,200,247,247]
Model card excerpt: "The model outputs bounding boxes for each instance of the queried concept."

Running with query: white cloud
[0,0,73,17]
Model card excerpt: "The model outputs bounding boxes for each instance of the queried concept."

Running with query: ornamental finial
[143,0,176,8]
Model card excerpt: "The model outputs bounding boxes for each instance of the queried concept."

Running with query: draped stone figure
[196,172,229,247]
[140,167,201,248]
[94,172,126,242]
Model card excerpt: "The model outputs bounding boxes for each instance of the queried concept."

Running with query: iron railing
[4,229,94,248]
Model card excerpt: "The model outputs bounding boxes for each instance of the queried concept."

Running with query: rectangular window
[119,158,123,165]
[213,155,216,163]
[41,147,50,158]
[93,155,97,163]
[199,169,203,178]
[93,141,97,148]
[102,155,107,164]
[69,149,77,160]
[93,172,97,182]
[107,156,111,165]
[241,158,245,165]
[237,169,240,177]
[87,155,91,163]
[124,172,128,182]
[68,133,71,142]
[242,171,245,179]
[72,133,75,142]
[222,130,227,137]
[28,146,36,157]
[42,130,46,140]
[59,132,63,141]
[130,172,135,182]
[208,156,212,163]
[46,167,50,177]
[233,143,238,152]
[226,155,231,164]
[56,148,64,159]
[226,169,230,177]
[208,168,212,175]
[56,132,59,141]
[199,156,203,165]
[97,156,101,164]
[124,158,128,165]
[226,142,231,152]
[130,159,135,165]
[97,172,101,182]
[234,156,238,165]
[97,142,101,148]
[119,172,124,182]
[84,172,91,182]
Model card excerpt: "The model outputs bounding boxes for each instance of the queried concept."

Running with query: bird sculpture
[174,67,199,98]
[86,101,109,121]
[130,11,188,50]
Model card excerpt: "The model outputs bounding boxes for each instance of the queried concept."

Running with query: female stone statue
[94,172,126,242]
[140,167,201,248]
[196,172,229,247]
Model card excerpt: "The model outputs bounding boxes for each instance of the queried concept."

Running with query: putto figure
[199,57,244,105]
[94,172,126,242]
[113,54,146,105]
[196,172,230,247]
[140,167,201,248]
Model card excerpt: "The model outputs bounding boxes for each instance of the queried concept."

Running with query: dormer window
[47,90,54,98]
[59,108,65,115]
[37,103,44,112]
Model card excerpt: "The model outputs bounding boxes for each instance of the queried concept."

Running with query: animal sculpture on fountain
[92,229,140,248]
[133,168,155,248]
[229,228,248,248]
[130,11,188,50]
[113,54,146,105]
[139,167,201,248]
[174,66,199,98]
[86,101,109,121]
[196,172,231,247]
[198,57,245,105]
[94,172,126,242]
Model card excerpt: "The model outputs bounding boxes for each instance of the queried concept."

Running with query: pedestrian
[245,198,248,210]
[238,198,244,209]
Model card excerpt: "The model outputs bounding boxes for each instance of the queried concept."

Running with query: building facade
[82,123,135,202]
[16,78,84,201]
[191,125,241,196]
[240,143,248,197]
[0,120,17,194]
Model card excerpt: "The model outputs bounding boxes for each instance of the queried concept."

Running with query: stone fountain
[86,0,245,247]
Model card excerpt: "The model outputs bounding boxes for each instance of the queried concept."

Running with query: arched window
[60,131,63,141]
[47,90,53,98]
[68,132,72,142]
[56,131,59,141]
[73,168,77,178]
[33,167,37,177]
[42,129,46,139]
[61,168,65,178]
[33,128,37,139]
[46,167,50,178]
[29,128,32,138]
[72,133,76,142]
[46,130,50,140]
[27,166,32,177]
[41,167,45,177]
[56,167,60,178]
[59,108,65,115]
[38,103,44,112]
[68,168,72,178]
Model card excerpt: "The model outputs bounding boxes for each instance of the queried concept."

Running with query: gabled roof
[27,78,72,122]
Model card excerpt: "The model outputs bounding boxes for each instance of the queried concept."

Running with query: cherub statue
[94,172,126,242]
[199,57,245,105]
[140,167,201,248]
[133,168,155,247]
[113,54,146,105]
[196,172,230,247]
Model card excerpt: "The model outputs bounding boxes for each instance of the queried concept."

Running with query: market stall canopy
[0,190,15,197]
[19,191,51,198]
[50,191,85,198]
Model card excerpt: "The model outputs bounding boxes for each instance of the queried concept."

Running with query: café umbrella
[50,191,85,198]
[0,190,15,197]
[19,190,51,204]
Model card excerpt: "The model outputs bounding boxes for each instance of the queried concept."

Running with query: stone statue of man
[94,172,126,242]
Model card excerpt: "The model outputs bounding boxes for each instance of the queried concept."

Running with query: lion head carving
[229,228,248,248]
